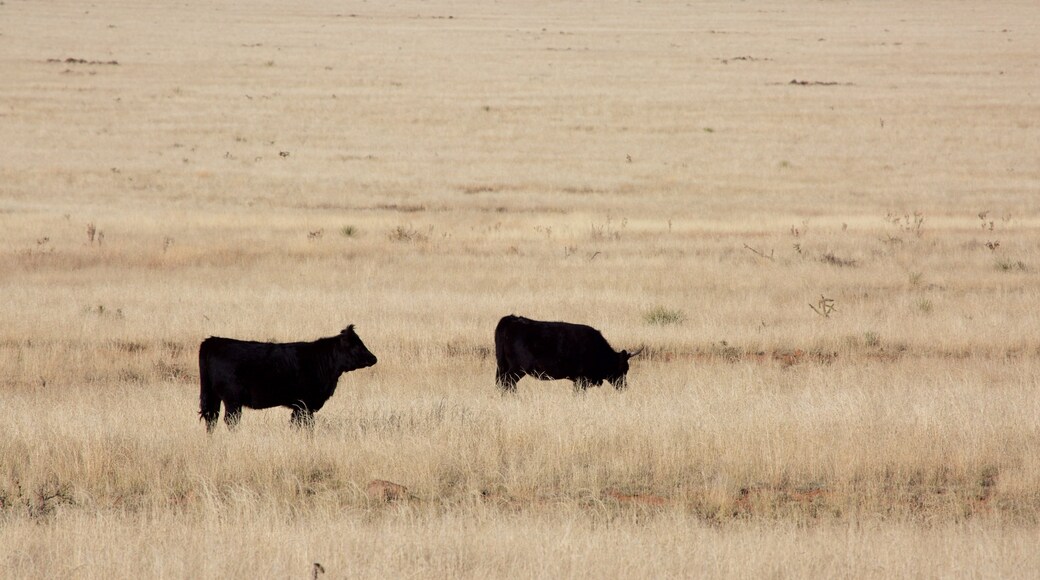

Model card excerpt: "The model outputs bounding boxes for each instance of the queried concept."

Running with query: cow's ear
[341,325,355,334]
[621,347,643,360]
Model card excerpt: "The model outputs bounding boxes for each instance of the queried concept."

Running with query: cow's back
[495,315,613,381]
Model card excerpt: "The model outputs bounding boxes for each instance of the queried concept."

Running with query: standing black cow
[494,315,641,392]
[198,325,377,432]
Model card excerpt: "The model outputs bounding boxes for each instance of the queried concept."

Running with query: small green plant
[915,298,934,314]
[908,271,923,287]
[340,225,357,238]
[644,307,685,326]
[864,331,881,347]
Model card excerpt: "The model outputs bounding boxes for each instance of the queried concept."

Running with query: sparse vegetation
[3,1,1040,577]
[789,220,809,237]
[886,211,925,237]
[589,216,626,241]
[743,243,775,261]
[388,226,429,243]
[0,478,75,520]
[996,259,1027,272]
[83,304,124,319]
[820,252,856,267]
[809,295,836,318]
[978,210,1006,232]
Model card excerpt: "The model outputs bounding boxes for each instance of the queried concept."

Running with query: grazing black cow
[494,315,641,392]
[198,325,377,432]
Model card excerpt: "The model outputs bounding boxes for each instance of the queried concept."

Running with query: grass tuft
[643,307,685,326]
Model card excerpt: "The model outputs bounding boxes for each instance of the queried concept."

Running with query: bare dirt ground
[2,0,1039,577]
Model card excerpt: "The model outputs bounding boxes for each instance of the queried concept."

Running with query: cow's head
[336,325,378,372]
[607,347,643,390]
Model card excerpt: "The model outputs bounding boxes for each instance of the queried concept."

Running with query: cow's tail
[494,316,513,368]
[198,340,221,431]
[494,316,519,392]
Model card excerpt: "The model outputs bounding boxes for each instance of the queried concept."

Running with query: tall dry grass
[2,0,1040,577]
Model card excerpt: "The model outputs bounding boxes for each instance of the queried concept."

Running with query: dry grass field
[2,0,1040,577]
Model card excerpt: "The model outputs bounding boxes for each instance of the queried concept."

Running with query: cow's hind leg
[200,402,221,433]
[290,405,314,430]
[224,405,242,430]
[199,373,222,433]
[202,411,220,433]
[572,378,591,395]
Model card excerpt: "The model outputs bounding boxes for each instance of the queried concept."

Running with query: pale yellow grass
[2,0,1040,577]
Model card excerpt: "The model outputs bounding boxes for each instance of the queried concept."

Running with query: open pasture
[2,0,1040,577]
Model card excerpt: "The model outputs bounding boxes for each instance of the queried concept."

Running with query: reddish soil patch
[603,489,669,507]
[733,485,831,515]
[367,479,409,502]
[773,348,806,368]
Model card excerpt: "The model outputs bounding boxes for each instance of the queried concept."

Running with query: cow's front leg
[224,405,242,430]
[290,405,314,429]
[496,368,521,393]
